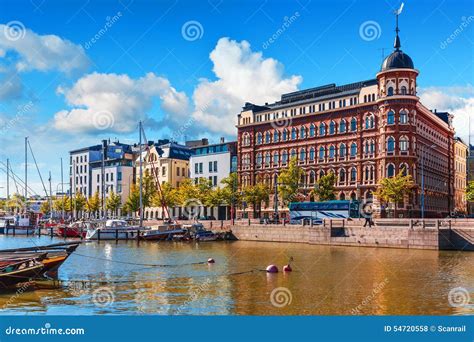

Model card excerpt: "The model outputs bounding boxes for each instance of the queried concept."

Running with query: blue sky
[0,0,473,197]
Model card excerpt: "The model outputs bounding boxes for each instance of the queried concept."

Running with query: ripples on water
[0,235,472,315]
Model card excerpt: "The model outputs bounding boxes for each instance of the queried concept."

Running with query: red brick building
[236,26,455,219]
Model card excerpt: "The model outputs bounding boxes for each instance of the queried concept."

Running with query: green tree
[141,169,157,207]
[86,192,101,217]
[73,192,86,217]
[220,173,241,218]
[6,193,26,212]
[278,157,304,204]
[312,172,336,201]
[466,181,474,202]
[106,191,122,217]
[153,182,179,217]
[124,184,140,215]
[243,183,271,218]
[375,170,415,216]
[176,178,199,205]
[53,196,72,214]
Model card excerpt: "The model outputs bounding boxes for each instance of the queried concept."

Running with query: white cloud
[53,72,189,134]
[0,24,90,73]
[419,85,474,141]
[0,70,22,100]
[190,37,302,136]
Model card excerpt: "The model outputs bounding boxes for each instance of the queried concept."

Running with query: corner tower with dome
[236,11,455,219]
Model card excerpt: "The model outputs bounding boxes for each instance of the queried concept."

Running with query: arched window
[309,147,315,161]
[339,169,346,183]
[365,115,374,129]
[290,149,297,159]
[350,118,357,132]
[319,170,325,178]
[319,123,326,136]
[309,171,315,184]
[340,193,346,200]
[399,136,409,152]
[339,119,346,133]
[300,126,306,139]
[256,133,262,144]
[339,143,346,158]
[364,166,369,181]
[265,131,271,144]
[387,136,395,152]
[387,164,395,177]
[273,152,279,164]
[319,146,325,159]
[387,86,394,96]
[387,110,395,125]
[273,130,279,142]
[282,151,288,164]
[265,152,271,165]
[399,110,408,124]
[370,140,375,154]
[350,167,357,182]
[282,129,288,141]
[329,145,335,158]
[400,163,408,176]
[243,133,250,146]
[401,86,407,95]
[300,148,306,161]
[256,153,262,165]
[329,121,336,135]
[309,124,316,137]
[350,142,357,157]
[291,127,297,140]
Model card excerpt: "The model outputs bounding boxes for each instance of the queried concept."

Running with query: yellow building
[454,137,468,214]
[135,141,192,219]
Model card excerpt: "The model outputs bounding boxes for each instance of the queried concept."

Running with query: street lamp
[421,143,437,219]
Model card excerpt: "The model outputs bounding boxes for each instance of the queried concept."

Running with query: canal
[0,236,472,315]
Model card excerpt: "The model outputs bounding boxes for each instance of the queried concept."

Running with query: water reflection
[0,236,472,315]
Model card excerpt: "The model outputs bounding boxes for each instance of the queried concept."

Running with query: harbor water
[0,235,472,315]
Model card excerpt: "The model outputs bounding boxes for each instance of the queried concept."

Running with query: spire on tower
[394,2,404,50]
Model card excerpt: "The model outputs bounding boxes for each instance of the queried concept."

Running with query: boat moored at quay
[85,219,150,240]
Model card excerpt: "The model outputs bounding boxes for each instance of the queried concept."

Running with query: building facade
[454,137,468,214]
[69,145,102,198]
[236,27,455,219]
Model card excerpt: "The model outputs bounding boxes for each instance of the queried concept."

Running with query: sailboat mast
[61,157,64,220]
[24,137,28,209]
[6,158,9,200]
[139,121,143,227]
[49,171,53,218]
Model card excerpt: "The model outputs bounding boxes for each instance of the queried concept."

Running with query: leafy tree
[53,196,72,213]
[40,201,51,215]
[243,183,271,218]
[6,193,26,212]
[466,181,474,202]
[220,173,241,218]
[141,169,157,207]
[106,191,122,217]
[312,172,336,201]
[375,170,415,216]
[277,157,304,204]
[124,184,140,215]
[153,182,179,216]
[205,187,225,208]
[176,178,199,205]
[86,192,101,217]
[73,192,86,217]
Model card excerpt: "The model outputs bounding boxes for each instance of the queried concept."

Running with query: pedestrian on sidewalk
[363,212,373,227]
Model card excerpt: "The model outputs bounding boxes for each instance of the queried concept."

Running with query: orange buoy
[266,265,278,273]
[207,258,215,264]
[283,264,292,272]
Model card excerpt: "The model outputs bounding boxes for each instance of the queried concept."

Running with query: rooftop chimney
[220,137,225,143]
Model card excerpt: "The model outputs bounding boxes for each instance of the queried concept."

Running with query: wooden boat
[86,219,149,240]
[0,242,79,277]
[0,215,36,235]
[140,222,184,241]
[0,259,45,289]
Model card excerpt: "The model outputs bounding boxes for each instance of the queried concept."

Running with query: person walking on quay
[363,212,373,228]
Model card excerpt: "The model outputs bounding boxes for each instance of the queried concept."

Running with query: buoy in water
[283,264,292,272]
[266,264,278,273]
[207,258,215,264]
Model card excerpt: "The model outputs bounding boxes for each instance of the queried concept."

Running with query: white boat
[85,219,149,240]
[0,216,36,235]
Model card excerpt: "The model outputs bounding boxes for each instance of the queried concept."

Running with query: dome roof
[381,49,414,71]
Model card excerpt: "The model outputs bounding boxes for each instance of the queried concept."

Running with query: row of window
[194,161,218,174]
